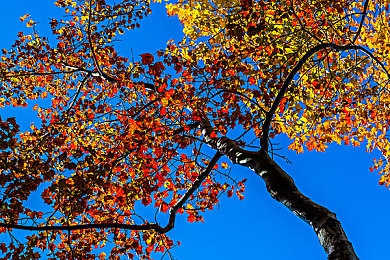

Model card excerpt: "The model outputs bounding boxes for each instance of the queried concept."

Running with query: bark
[212,136,359,259]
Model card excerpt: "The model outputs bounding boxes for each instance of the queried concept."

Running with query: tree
[0,0,389,259]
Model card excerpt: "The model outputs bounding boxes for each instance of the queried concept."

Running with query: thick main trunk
[256,151,358,260]
[213,137,359,259]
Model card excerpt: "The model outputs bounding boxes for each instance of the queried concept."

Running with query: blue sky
[1,1,390,259]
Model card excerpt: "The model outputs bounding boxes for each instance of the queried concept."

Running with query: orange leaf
[19,14,30,22]
[227,69,235,77]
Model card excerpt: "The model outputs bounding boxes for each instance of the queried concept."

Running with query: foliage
[0,0,389,259]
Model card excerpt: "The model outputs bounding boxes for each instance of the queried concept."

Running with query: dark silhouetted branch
[260,42,389,151]
[352,0,370,44]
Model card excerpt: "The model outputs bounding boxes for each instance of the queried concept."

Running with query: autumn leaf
[312,80,320,88]
[57,42,65,49]
[160,107,166,116]
[160,202,169,213]
[19,14,30,22]
[248,76,256,85]
[187,214,196,223]
[140,53,154,65]
[209,131,218,139]
[221,162,229,169]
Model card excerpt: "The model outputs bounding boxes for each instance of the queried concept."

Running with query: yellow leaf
[20,14,30,22]
[221,162,229,169]
[26,19,36,28]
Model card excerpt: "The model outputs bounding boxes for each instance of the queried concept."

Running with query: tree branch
[171,152,221,213]
[0,222,161,232]
[86,0,118,83]
[352,0,370,44]
[260,42,389,151]
[0,150,221,235]
[197,125,359,259]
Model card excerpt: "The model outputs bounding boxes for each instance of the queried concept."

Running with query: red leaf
[160,107,166,116]
[157,83,167,93]
[146,244,154,253]
[210,131,218,139]
[0,243,6,253]
[142,196,152,206]
[57,42,65,49]
[160,202,169,213]
[87,112,94,120]
[219,107,228,114]
[140,53,154,65]
[278,97,287,114]
[312,80,320,88]
[187,214,196,223]
[240,0,253,10]
[248,76,256,85]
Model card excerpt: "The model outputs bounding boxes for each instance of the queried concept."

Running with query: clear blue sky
[1,1,390,259]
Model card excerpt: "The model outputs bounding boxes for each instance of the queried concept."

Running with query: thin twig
[87,0,118,83]
[352,0,370,44]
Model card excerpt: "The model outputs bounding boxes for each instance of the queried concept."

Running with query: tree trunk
[213,137,359,259]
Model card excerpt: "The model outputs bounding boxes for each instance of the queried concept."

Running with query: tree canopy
[0,0,389,259]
